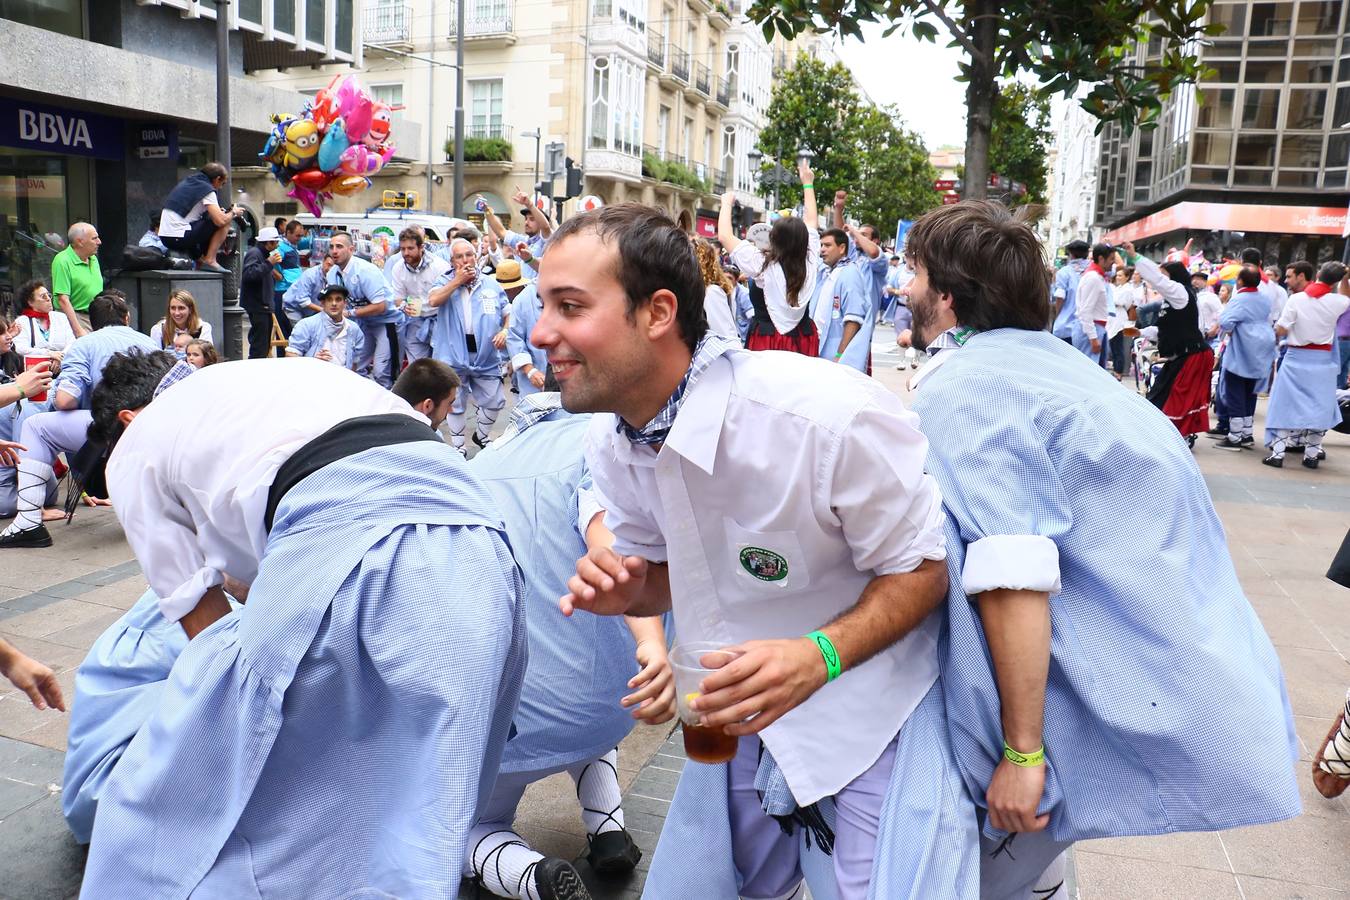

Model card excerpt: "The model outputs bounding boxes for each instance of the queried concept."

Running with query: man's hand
[985,757,1049,833]
[510,187,531,207]
[690,638,827,736]
[527,368,546,389]
[561,546,648,617]
[0,641,65,711]
[179,585,233,639]
[0,440,25,468]
[315,348,334,362]
[4,320,19,341]
[797,160,814,186]
[16,362,52,399]
[1090,337,1101,354]
[720,191,736,209]
[515,244,533,264]
[622,639,675,723]
[492,329,508,351]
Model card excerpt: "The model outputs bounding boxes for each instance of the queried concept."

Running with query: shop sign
[1102,200,1350,243]
[136,123,178,160]
[0,97,123,160]
[695,214,718,237]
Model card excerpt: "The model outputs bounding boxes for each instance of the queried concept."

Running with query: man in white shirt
[1191,271,1222,346]
[388,225,451,366]
[536,204,972,900]
[80,355,526,899]
[1259,260,1289,325]
[158,162,241,273]
[1073,243,1116,367]
[1264,261,1350,468]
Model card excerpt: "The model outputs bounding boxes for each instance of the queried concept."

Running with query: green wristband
[806,630,841,681]
[802,183,814,190]
[1003,742,1045,767]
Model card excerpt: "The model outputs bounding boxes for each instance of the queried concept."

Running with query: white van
[295,211,474,265]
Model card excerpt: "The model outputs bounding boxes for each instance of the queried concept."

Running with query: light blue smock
[1052,259,1088,339]
[1219,288,1276,379]
[285,312,365,369]
[281,264,329,318]
[328,256,404,326]
[430,273,510,378]
[816,263,874,372]
[505,284,547,395]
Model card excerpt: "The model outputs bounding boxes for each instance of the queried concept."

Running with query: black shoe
[1215,440,1245,452]
[532,857,592,900]
[1206,426,1228,437]
[1314,448,1327,461]
[1302,456,1320,469]
[1262,454,1284,468]
[0,524,52,548]
[471,432,489,450]
[1187,434,1197,449]
[586,829,642,876]
[1237,434,1254,446]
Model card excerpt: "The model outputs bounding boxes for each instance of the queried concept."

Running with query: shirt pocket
[722,517,811,595]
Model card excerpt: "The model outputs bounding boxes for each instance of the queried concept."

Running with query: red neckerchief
[1086,262,1107,279]
[1306,282,1332,299]
[20,308,49,327]
[1236,286,1258,295]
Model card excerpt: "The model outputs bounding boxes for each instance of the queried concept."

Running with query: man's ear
[116,408,139,427]
[645,289,681,342]
[414,398,435,417]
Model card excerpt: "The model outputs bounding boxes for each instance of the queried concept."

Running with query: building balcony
[446,124,515,169]
[584,148,644,182]
[694,62,712,96]
[659,45,690,88]
[449,2,516,46]
[686,0,713,14]
[711,75,732,109]
[713,168,727,193]
[710,3,732,29]
[647,28,667,70]
[364,3,413,50]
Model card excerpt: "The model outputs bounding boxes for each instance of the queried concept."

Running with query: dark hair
[186,339,219,366]
[765,217,810,309]
[1240,247,1262,266]
[392,358,460,408]
[1091,242,1114,264]
[14,279,47,316]
[1286,260,1315,281]
[89,293,131,330]
[1118,266,1134,280]
[1317,261,1347,285]
[88,349,177,447]
[148,211,161,230]
[821,228,849,249]
[398,226,425,246]
[1237,267,1261,289]
[1160,261,1197,306]
[904,200,1050,332]
[200,161,228,181]
[284,219,304,235]
[548,203,708,353]
[0,316,21,377]
[329,231,353,247]
[859,224,879,241]
[273,217,287,231]
[1066,242,1089,260]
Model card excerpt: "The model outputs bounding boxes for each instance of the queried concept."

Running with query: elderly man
[328,231,404,386]
[51,222,103,336]
[158,161,241,273]
[428,238,509,451]
[79,354,526,898]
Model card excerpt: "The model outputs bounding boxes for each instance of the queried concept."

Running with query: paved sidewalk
[1,335,1347,898]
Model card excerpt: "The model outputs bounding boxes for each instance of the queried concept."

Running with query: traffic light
[564,157,583,200]
[536,179,554,201]
[731,200,743,232]
[544,142,565,179]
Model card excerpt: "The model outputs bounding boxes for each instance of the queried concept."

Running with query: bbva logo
[18,109,94,150]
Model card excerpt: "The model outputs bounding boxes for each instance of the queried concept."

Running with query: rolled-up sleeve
[584,418,668,563]
[52,343,92,405]
[823,392,947,576]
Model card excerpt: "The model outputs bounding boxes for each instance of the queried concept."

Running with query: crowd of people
[0,166,1344,900]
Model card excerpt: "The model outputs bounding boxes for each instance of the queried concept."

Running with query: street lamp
[746,148,764,205]
[796,146,812,169]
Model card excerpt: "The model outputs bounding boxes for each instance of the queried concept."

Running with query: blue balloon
[317,117,349,173]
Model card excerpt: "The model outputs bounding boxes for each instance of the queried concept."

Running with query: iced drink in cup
[671,642,741,764]
[404,296,423,317]
[23,352,50,402]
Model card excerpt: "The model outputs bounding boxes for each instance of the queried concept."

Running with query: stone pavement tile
[40,607,125,651]
[1073,851,1241,899]
[63,577,147,612]
[0,770,51,818]
[0,694,67,744]
[1273,646,1350,718]
[0,797,86,900]
[1077,830,1230,870]
[0,633,88,674]
[1219,809,1350,888]
[1248,594,1337,653]
[1239,875,1350,899]
[1289,762,1350,822]
[0,599,116,643]
[1294,715,1339,762]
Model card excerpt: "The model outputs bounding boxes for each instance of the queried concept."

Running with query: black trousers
[244,303,272,359]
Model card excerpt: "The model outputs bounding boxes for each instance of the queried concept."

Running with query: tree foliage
[757,54,938,225]
[989,82,1052,205]
[746,0,1218,199]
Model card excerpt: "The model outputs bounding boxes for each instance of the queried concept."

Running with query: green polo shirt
[51,245,103,312]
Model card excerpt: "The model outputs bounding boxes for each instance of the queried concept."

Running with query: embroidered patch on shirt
[740,547,789,582]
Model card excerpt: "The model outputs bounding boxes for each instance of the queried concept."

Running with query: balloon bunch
[260,74,399,217]
[1209,261,1242,288]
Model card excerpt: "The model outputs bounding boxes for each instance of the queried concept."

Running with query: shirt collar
[498,391,565,445]
[909,326,976,392]
[616,333,739,455]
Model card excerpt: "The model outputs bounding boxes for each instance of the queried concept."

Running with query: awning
[1102,200,1349,244]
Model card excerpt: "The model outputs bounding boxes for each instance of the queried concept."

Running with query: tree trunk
[961,0,998,201]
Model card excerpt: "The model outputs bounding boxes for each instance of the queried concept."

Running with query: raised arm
[512,187,553,238]
[717,191,742,253]
[479,197,508,242]
[1122,242,1187,309]
[799,160,818,231]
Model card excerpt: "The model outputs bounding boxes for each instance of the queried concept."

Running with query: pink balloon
[287,184,326,217]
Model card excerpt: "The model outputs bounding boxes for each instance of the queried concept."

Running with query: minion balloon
[283,119,320,169]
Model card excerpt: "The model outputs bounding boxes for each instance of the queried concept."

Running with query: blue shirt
[468,400,637,773]
[914,328,1299,842]
[282,264,329,317]
[275,239,302,294]
[55,325,160,409]
[328,256,401,325]
[1219,288,1275,379]
[429,273,510,376]
[732,282,753,341]
[1052,259,1089,338]
[286,312,365,369]
[503,230,547,281]
[506,284,547,395]
[816,262,873,371]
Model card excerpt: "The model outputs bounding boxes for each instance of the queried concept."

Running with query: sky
[836,22,971,150]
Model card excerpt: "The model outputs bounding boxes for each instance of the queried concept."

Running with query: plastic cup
[404,296,423,317]
[23,352,50,402]
[671,642,742,764]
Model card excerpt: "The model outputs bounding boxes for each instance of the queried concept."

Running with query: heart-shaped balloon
[330,174,370,196]
[290,167,332,191]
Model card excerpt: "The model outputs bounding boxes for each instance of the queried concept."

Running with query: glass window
[1248,2,1292,36]
[1231,168,1274,186]
[1246,39,1289,56]
[1334,86,1350,131]
[1279,133,1324,167]
[1276,170,1318,188]
[1328,132,1350,166]
[1241,88,1281,128]
[1137,128,1155,156]
[1289,59,1335,81]
[470,79,504,135]
[1236,133,1278,166]
[1326,169,1348,189]
[1193,132,1234,166]
[306,0,325,43]
[1294,0,1342,34]
[371,83,404,107]
[1245,60,1287,83]
[1209,2,1247,35]
[590,60,609,149]
[1202,61,1243,82]
[1339,56,1350,82]
[335,0,353,54]
[1190,166,1230,185]
[1286,88,1327,129]
[274,0,295,34]
[1292,38,1337,56]
[0,0,84,38]
[239,0,263,23]
[1196,88,1236,128]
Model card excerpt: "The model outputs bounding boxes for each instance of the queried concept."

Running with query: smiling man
[533,203,975,900]
[905,201,1300,899]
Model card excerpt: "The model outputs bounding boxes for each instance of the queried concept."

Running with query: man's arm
[833,270,868,359]
[846,223,881,260]
[717,191,742,252]
[480,199,508,241]
[352,301,388,318]
[50,258,85,336]
[512,187,553,237]
[978,588,1052,834]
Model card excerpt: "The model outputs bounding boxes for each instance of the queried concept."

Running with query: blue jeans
[1338,338,1350,389]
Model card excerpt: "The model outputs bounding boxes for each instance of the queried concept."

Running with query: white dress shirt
[1074,267,1109,335]
[728,230,822,334]
[1277,288,1350,346]
[107,358,426,623]
[1197,290,1222,337]
[702,285,742,346]
[1261,279,1288,326]
[585,349,947,805]
[388,252,451,317]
